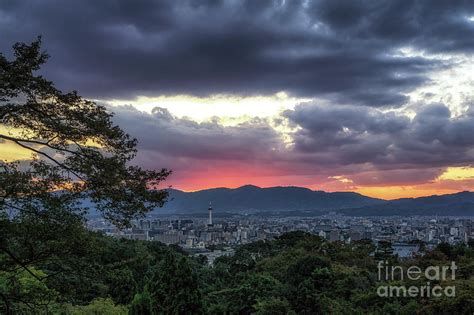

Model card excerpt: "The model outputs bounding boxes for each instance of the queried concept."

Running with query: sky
[1,0,474,199]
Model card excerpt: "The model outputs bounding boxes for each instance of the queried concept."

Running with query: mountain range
[157,185,474,216]
[341,191,474,216]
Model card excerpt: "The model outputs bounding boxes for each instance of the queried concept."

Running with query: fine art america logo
[377,260,457,298]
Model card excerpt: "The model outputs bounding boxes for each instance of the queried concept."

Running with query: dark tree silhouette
[0,38,170,311]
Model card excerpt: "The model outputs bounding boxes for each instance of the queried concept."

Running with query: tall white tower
[208,202,213,226]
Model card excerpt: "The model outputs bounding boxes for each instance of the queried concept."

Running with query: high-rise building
[208,202,213,226]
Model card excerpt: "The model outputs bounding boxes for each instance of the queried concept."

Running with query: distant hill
[159,185,383,214]
[343,191,474,216]
[84,186,474,217]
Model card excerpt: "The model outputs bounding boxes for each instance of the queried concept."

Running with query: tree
[129,288,153,315]
[374,240,394,261]
[437,242,454,259]
[468,239,474,249]
[65,298,128,315]
[148,252,202,314]
[0,267,59,314]
[105,268,137,305]
[0,39,170,310]
[254,297,295,315]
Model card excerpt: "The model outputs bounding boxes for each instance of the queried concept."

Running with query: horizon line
[166,184,473,201]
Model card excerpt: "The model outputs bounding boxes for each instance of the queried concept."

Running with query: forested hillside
[159,187,474,216]
[2,230,473,314]
[161,185,382,213]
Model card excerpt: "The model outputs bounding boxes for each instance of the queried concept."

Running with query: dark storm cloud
[2,0,472,106]
[311,0,474,53]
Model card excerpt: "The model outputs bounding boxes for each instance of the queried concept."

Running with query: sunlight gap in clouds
[437,166,474,181]
[0,141,32,162]
[354,185,455,200]
[328,175,353,184]
[101,92,311,123]
[0,126,33,161]
[405,52,474,116]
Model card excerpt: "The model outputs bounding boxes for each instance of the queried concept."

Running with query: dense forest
[1,229,474,314]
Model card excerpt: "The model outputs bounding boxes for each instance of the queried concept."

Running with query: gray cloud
[110,105,284,162]
[105,103,474,186]
[2,0,471,106]
[285,103,474,175]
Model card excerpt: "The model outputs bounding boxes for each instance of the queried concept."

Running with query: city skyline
[2,1,474,199]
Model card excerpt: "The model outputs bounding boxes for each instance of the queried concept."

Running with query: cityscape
[88,202,474,263]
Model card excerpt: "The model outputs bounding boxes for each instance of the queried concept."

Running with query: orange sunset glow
[3,128,474,200]
[167,174,474,200]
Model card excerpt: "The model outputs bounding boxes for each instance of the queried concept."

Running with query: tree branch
[0,133,84,157]
[0,134,85,181]
[0,247,45,282]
